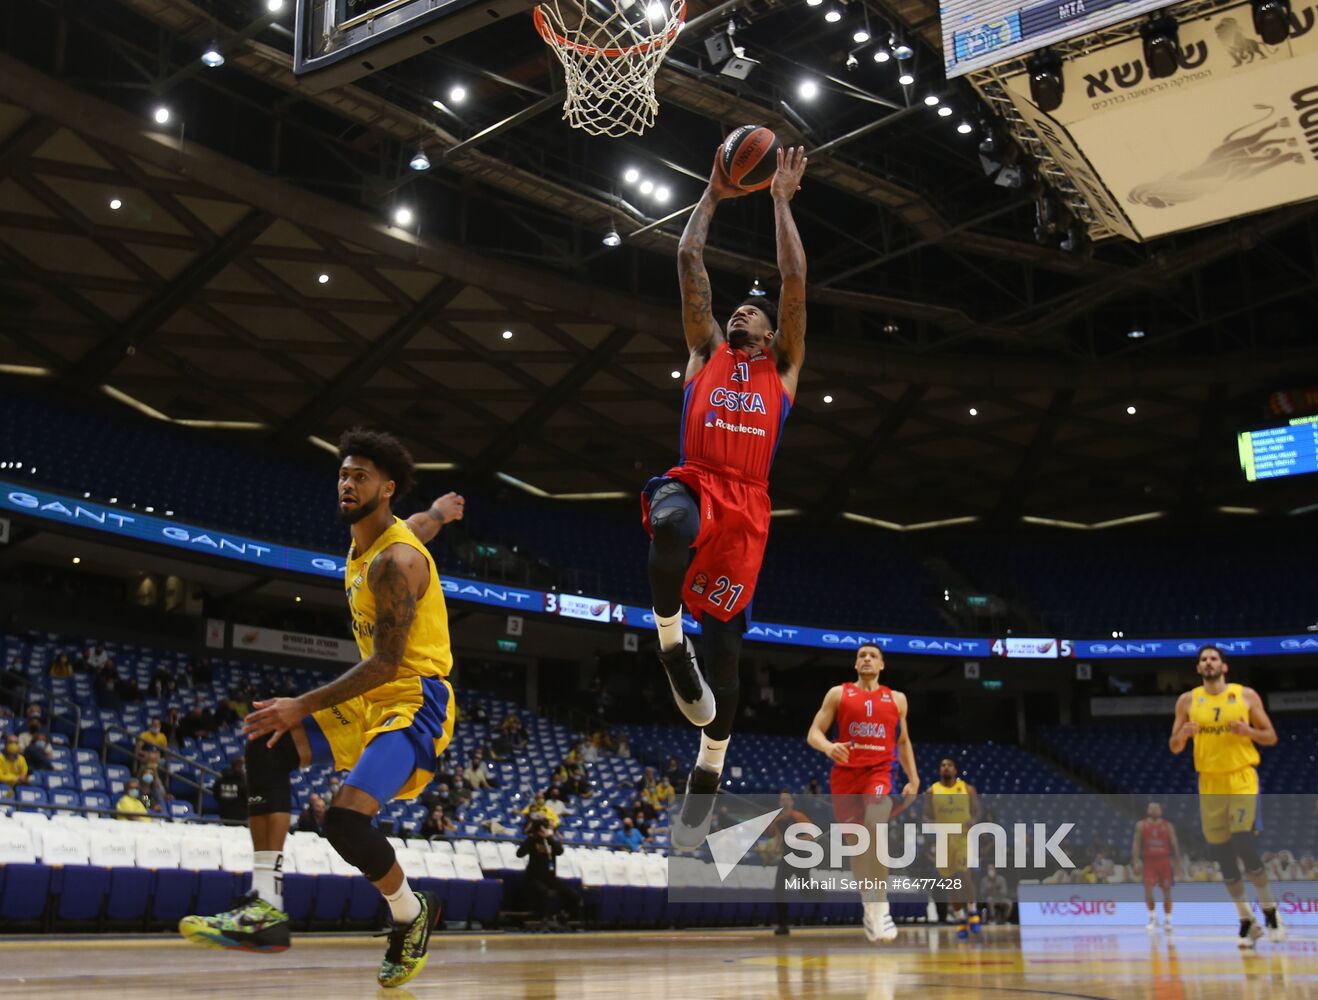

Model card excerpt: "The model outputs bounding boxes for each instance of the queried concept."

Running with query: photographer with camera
[516,817,581,931]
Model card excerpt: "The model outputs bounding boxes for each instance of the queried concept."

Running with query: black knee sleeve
[1208,839,1243,881]
[1231,832,1264,875]
[325,806,396,882]
[701,612,746,741]
[649,482,699,550]
[245,732,299,816]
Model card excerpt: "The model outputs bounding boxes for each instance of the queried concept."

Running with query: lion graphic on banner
[1214,17,1268,67]
[1128,105,1301,209]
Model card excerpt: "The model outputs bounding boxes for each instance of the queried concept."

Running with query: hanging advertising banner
[232,624,359,664]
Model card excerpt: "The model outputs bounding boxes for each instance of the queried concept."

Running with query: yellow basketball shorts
[1198,767,1259,845]
[936,831,969,876]
[305,675,456,803]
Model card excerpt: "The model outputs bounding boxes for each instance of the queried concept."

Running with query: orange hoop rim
[534,1,687,60]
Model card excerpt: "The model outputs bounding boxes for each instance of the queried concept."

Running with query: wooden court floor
[0,925,1313,999]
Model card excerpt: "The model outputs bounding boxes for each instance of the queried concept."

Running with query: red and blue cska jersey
[679,345,792,487]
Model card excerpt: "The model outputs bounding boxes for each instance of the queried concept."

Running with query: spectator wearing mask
[17,713,42,752]
[24,733,53,773]
[116,778,149,821]
[463,751,495,790]
[421,780,465,816]
[138,717,168,756]
[296,794,329,836]
[418,804,456,840]
[664,756,684,786]
[139,766,168,812]
[517,820,580,929]
[521,792,559,831]
[1,737,29,788]
[149,666,178,699]
[86,643,109,670]
[614,816,646,852]
[213,757,248,823]
[544,785,571,818]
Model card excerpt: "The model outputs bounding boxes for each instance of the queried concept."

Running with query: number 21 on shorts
[707,575,744,612]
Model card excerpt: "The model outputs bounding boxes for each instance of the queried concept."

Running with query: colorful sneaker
[179,892,290,952]
[1264,907,1286,943]
[378,891,439,989]
[957,922,969,940]
[968,910,982,934]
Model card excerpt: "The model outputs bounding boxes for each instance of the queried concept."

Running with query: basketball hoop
[535,0,686,137]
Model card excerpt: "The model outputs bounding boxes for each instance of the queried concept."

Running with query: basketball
[718,125,780,192]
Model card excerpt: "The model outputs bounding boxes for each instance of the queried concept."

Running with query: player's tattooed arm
[678,190,723,359]
[299,546,423,712]
[770,146,808,392]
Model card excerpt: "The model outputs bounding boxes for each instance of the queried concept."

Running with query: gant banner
[1002,1,1318,240]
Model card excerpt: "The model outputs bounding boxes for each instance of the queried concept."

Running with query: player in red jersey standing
[641,146,808,849]
[1132,801,1182,932]
[807,644,919,943]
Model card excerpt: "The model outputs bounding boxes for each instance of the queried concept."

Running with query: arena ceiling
[2,0,1318,527]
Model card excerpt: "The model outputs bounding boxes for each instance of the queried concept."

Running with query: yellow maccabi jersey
[1189,683,1259,774]
[345,517,453,712]
[929,778,973,826]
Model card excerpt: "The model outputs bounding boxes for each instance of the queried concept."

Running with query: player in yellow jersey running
[179,429,465,988]
[926,757,981,939]
[1169,644,1281,948]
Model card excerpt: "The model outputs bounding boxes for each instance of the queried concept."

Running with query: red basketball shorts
[1143,856,1173,889]
[829,764,893,826]
[640,464,770,625]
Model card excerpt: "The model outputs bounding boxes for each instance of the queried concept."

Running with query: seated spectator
[979,866,1011,923]
[161,707,184,747]
[49,651,74,678]
[463,750,495,790]
[421,780,466,816]
[614,816,646,852]
[23,732,52,772]
[803,776,822,796]
[187,655,213,686]
[562,764,593,799]
[178,699,214,742]
[138,717,168,757]
[95,661,122,710]
[664,756,684,786]
[614,730,630,757]
[0,737,29,788]
[579,739,600,764]
[521,792,559,830]
[86,642,109,670]
[502,715,529,752]
[544,785,571,817]
[135,746,164,779]
[17,711,42,751]
[296,793,329,836]
[114,669,142,703]
[652,776,676,810]
[115,778,149,821]
[630,808,652,838]
[635,766,657,792]
[418,804,457,840]
[149,666,177,699]
[139,766,169,812]
[213,757,247,823]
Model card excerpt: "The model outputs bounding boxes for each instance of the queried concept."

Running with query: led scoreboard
[1238,416,1318,482]
[543,591,625,624]
[939,0,1180,78]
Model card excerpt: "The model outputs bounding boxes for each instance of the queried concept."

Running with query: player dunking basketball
[1169,644,1283,947]
[807,644,919,943]
[179,429,464,988]
[1132,801,1182,931]
[642,145,808,848]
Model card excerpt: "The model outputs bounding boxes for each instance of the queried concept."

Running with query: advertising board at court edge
[6,480,1318,659]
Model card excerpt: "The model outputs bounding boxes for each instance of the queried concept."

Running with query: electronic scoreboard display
[1238,416,1318,482]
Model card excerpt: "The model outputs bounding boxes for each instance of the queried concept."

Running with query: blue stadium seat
[105,867,152,923]
[1,861,51,922]
[55,865,110,922]
[150,869,197,922]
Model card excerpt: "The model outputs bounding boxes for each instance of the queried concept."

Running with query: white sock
[1147,907,1156,920]
[1234,898,1252,921]
[384,878,421,925]
[696,733,729,775]
[252,851,284,910]
[655,609,684,652]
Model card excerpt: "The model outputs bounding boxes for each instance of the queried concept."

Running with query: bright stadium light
[670,370,682,379]
[201,47,225,68]
[317,273,330,285]
[873,48,890,63]
[393,206,414,227]
[267,0,285,12]
[824,8,843,23]
[409,149,431,171]
[623,167,640,184]
[924,94,940,106]
[449,85,467,104]
[647,1,665,21]
[602,229,622,247]
[823,394,834,404]
[898,71,915,86]
[969,407,978,416]
[1126,405,1138,415]
[153,106,171,125]
[639,179,654,195]
[853,29,870,43]
[502,330,514,340]
[654,185,671,203]
[938,106,953,117]
[798,80,819,100]
[957,120,973,134]
[109,198,122,210]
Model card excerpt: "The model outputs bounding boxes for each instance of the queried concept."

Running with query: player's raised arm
[893,691,920,798]
[807,685,848,763]
[769,146,808,397]
[1168,691,1196,754]
[677,150,741,362]
[243,545,426,746]
[1235,687,1278,746]
[405,491,465,544]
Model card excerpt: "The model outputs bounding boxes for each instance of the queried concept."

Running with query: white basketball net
[535,0,686,137]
